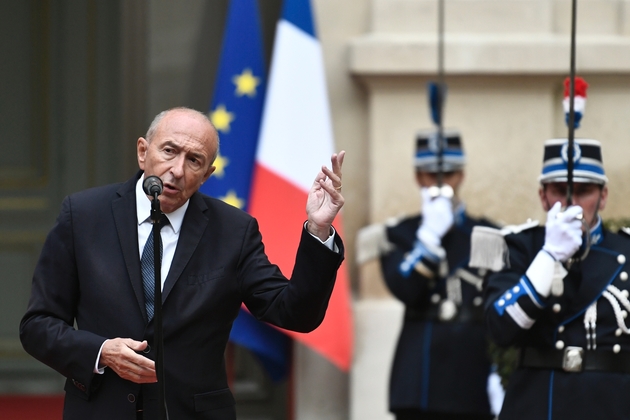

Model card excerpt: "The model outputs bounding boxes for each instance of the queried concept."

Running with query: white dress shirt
[135,175,188,290]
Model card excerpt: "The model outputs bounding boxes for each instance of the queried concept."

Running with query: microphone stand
[150,193,168,420]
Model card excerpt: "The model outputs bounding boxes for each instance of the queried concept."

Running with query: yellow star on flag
[212,152,229,178]
[220,190,245,209]
[210,104,235,133]
[232,68,260,98]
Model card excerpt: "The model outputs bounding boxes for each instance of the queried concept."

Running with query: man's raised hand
[306,151,346,241]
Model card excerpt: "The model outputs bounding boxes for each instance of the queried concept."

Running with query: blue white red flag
[249,0,353,371]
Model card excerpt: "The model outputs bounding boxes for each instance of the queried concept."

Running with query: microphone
[143,175,163,196]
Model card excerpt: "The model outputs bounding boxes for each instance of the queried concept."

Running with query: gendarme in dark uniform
[379,132,499,420]
[476,138,630,420]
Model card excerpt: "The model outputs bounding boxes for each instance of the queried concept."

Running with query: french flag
[249,0,353,372]
[563,76,588,128]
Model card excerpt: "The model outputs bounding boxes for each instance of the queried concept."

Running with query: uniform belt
[520,346,630,374]
[404,303,484,324]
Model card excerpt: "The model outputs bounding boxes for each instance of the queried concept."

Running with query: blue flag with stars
[199,0,290,382]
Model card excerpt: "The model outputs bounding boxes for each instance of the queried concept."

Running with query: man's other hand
[100,338,157,383]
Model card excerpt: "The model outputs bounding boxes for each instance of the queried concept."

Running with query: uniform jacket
[486,224,630,420]
[380,212,495,415]
[19,172,344,420]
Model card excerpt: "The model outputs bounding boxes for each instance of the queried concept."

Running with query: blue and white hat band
[538,138,607,184]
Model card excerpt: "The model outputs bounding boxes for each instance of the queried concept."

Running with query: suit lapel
[162,192,209,302]
[112,173,147,323]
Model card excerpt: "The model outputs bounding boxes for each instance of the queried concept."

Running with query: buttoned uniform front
[485,222,630,420]
[19,171,344,420]
[380,210,496,418]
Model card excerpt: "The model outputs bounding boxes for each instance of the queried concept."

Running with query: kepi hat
[415,130,465,173]
[539,138,607,185]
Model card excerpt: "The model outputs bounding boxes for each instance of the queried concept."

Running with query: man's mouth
[162,183,180,195]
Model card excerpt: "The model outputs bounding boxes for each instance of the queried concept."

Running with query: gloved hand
[417,187,454,247]
[542,202,583,262]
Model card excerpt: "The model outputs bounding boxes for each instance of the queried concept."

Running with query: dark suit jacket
[380,213,495,416]
[485,226,630,420]
[20,172,344,420]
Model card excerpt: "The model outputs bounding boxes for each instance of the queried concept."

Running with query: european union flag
[199,0,290,382]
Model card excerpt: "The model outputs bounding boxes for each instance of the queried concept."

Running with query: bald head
[146,107,220,164]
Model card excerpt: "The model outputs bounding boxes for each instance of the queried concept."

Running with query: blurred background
[2,0,630,419]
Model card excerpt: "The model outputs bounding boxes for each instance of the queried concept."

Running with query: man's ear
[137,138,148,169]
[202,165,216,184]
[538,186,549,211]
[599,185,609,211]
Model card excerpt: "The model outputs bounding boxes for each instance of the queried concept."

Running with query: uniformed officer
[379,132,499,420]
[479,138,630,419]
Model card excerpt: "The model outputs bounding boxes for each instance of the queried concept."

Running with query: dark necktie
[141,214,169,321]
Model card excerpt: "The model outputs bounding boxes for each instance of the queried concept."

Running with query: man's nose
[170,155,185,178]
[570,194,585,208]
[550,198,568,211]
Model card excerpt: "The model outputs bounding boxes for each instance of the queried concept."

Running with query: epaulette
[619,227,630,238]
[355,221,396,265]
[500,219,540,235]
[384,215,404,227]
[469,219,539,272]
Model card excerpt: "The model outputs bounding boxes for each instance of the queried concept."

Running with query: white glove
[542,202,583,262]
[417,187,454,247]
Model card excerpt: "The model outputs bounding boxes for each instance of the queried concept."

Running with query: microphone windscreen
[142,175,163,195]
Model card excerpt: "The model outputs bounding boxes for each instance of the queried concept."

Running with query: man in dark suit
[378,132,498,420]
[20,107,346,419]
